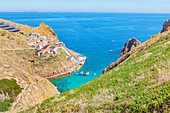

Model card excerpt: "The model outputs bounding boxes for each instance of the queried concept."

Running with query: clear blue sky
[0,0,170,13]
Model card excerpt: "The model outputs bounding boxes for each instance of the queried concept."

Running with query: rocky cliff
[0,19,79,111]
[102,20,170,74]
[33,22,59,42]
[120,37,141,56]
[161,19,170,33]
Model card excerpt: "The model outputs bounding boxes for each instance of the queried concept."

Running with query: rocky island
[120,37,141,56]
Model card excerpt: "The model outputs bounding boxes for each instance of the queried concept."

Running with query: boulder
[120,37,141,56]
[161,20,170,33]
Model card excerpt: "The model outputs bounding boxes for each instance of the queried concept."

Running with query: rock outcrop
[120,37,141,56]
[33,22,59,42]
[102,20,170,75]
[161,19,170,33]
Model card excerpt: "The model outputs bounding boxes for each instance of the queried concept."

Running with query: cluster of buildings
[26,32,60,57]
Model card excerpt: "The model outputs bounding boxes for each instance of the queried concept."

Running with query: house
[39,36,46,40]
[44,38,53,44]
[37,49,51,56]
[29,32,40,37]
[43,45,51,50]
[56,42,65,47]
[35,49,46,56]
[26,37,32,41]
[27,40,40,46]
[30,35,38,40]
[68,56,74,61]
[48,46,59,57]
[35,45,51,56]
[37,38,43,42]
[33,42,45,49]
[43,52,51,57]
[51,50,60,57]
[49,46,57,52]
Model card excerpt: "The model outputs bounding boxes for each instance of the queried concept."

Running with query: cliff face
[33,22,59,42]
[102,20,170,74]
[0,19,79,111]
[161,19,170,33]
[120,37,141,56]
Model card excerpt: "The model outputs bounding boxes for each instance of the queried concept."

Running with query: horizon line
[0,10,170,14]
[0,12,170,14]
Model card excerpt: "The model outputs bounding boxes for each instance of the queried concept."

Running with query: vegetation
[29,34,170,112]
[0,79,23,112]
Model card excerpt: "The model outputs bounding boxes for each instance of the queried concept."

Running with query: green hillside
[25,33,170,112]
[0,79,23,112]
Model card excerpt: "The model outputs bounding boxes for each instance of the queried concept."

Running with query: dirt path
[0,48,35,51]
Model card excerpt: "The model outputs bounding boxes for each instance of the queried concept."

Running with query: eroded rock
[161,20,170,33]
[120,37,141,56]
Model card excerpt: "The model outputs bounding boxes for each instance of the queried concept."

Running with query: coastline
[45,56,87,80]
[0,18,87,80]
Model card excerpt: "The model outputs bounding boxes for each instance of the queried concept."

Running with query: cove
[1,12,170,92]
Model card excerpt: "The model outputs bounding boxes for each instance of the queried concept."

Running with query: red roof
[28,40,38,43]
[44,39,52,42]
[33,42,45,46]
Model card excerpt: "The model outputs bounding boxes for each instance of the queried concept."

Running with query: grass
[32,33,170,113]
[0,79,23,112]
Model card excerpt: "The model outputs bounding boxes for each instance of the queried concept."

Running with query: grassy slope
[30,34,170,113]
[0,79,23,112]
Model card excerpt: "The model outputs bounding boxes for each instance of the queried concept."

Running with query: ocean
[1,12,170,92]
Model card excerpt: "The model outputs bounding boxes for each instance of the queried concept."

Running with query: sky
[0,0,170,13]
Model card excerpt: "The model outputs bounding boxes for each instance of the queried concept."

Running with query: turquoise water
[1,13,170,92]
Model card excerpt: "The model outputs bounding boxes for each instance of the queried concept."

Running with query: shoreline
[45,56,87,80]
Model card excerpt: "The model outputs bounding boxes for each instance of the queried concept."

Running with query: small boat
[109,50,113,52]
[80,71,84,75]
[76,73,79,75]
[94,73,96,75]
[84,72,89,75]
[112,40,115,42]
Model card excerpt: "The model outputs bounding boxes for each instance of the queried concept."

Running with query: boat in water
[109,50,113,52]
[80,71,84,75]
[84,72,89,75]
